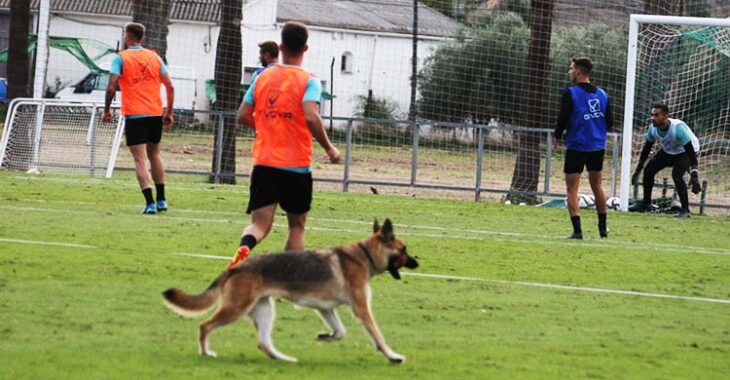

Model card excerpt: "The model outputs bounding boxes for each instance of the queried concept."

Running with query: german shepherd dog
[162,219,418,363]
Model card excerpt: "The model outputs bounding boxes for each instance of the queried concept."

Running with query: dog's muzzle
[387,252,419,280]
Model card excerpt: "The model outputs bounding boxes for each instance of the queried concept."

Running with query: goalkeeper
[629,104,701,218]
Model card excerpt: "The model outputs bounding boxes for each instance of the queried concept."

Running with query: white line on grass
[171,252,730,305]
[4,204,730,256]
[0,238,96,249]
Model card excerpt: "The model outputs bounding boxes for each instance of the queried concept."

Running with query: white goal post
[620,14,730,211]
[0,98,125,178]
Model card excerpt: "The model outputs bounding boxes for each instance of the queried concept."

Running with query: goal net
[0,99,123,177]
[620,15,730,211]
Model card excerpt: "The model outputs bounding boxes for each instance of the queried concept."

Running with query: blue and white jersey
[565,85,609,151]
[646,118,700,155]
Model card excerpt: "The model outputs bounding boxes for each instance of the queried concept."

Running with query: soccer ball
[606,196,621,210]
[578,194,595,209]
[26,168,41,174]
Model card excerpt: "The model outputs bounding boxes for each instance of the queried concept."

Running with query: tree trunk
[7,0,29,99]
[3,0,31,171]
[507,0,555,204]
[132,0,172,62]
[211,0,242,184]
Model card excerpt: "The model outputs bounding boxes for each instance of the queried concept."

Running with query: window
[341,51,353,73]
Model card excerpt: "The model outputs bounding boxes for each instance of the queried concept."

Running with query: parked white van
[55,65,197,111]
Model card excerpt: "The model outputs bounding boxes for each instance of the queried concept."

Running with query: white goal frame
[620,14,730,211]
[0,98,125,178]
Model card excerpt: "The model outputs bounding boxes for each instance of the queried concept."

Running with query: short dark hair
[571,57,593,75]
[652,104,670,114]
[258,40,279,58]
[124,22,145,42]
[281,22,308,54]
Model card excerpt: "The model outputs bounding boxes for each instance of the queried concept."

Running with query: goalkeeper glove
[689,169,701,194]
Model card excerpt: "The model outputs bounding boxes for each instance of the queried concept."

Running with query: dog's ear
[381,219,394,241]
[373,218,380,234]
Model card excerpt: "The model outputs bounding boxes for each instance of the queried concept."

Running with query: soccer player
[629,104,701,218]
[103,22,175,214]
[255,40,279,77]
[227,22,341,269]
[554,57,613,239]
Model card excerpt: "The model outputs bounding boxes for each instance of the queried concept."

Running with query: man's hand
[102,110,113,124]
[689,169,701,194]
[326,146,341,164]
[631,167,642,186]
[163,113,174,130]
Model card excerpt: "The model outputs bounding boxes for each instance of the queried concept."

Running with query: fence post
[88,106,98,176]
[611,133,619,197]
[544,130,552,194]
[474,126,484,202]
[214,113,225,184]
[343,120,353,192]
[410,121,419,186]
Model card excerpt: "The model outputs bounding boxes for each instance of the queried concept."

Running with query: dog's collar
[357,242,378,273]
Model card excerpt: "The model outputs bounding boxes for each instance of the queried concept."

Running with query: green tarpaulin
[0,35,116,74]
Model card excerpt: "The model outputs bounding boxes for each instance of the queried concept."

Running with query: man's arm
[554,88,572,139]
[102,74,120,123]
[605,98,614,133]
[160,73,175,129]
[303,101,340,163]
[238,102,255,130]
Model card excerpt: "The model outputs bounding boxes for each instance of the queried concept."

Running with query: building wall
[38,6,450,118]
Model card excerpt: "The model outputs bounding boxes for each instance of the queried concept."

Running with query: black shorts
[246,165,313,214]
[124,116,163,146]
[564,149,605,174]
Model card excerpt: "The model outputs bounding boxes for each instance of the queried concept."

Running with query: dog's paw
[316,332,344,341]
[200,350,218,358]
[388,353,405,364]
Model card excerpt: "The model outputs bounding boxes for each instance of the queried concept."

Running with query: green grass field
[1,171,728,379]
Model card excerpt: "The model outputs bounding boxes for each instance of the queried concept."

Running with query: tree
[132,0,172,61]
[211,0,243,184]
[7,0,29,99]
[2,0,31,171]
[507,0,555,204]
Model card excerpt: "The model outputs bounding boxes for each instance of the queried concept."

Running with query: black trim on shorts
[246,165,313,215]
[564,149,605,174]
[124,116,163,146]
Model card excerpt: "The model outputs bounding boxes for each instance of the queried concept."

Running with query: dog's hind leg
[198,305,246,357]
[350,285,405,364]
[249,297,298,362]
[316,308,346,341]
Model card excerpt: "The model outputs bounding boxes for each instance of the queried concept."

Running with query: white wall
[42,5,451,118]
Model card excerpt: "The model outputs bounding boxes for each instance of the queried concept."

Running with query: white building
[0,0,466,117]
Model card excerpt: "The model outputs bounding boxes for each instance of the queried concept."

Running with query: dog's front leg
[350,285,405,364]
[316,308,346,341]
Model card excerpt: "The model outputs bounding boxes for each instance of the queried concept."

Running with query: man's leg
[671,153,691,215]
[228,204,277,269]
[565,173,582,238]
[640,151,671,208]
[129,144,155,213]
[588,170,608,237]
[285,212,308,251]
[147,142,167,210]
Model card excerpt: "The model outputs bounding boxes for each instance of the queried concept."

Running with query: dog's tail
[161,271,231,318]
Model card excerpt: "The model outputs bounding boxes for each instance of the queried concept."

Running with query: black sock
[155,183,166,202]
[570,216,582,234]
[239,235,258,250]
[598,213,607,232]
[142,188,154,205]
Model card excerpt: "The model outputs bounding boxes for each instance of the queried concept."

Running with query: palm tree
[507,0,555,204]
[211,0,242,184]
[3,0,31,170]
